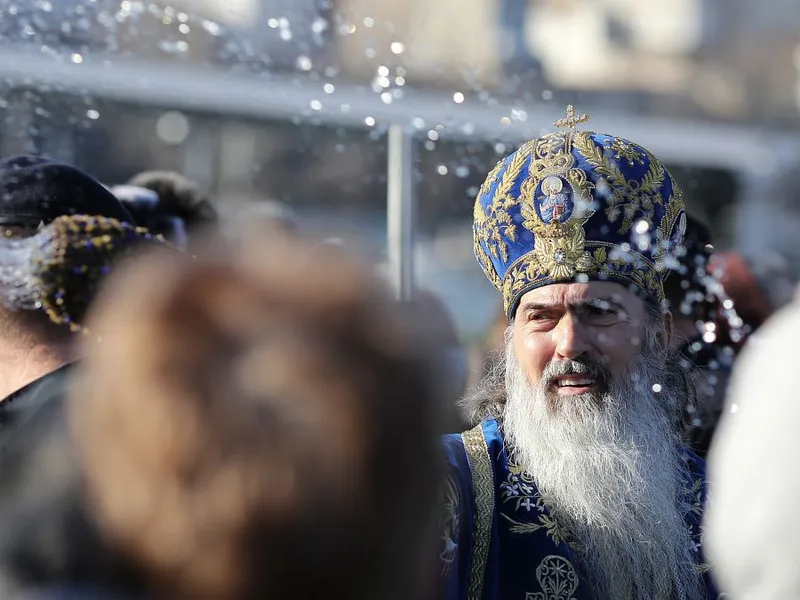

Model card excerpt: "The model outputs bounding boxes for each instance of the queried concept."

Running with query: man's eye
[527,313,549,321]
[526,312,556,323]
[582,305,621,323]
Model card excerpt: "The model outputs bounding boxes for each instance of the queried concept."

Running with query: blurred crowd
[0,117,797,600]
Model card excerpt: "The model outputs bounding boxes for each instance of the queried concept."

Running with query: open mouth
[552,375,600,396]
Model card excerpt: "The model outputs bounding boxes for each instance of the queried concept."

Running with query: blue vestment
[440,419,719,599]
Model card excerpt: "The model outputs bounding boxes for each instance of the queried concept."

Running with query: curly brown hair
[70,230,442,600]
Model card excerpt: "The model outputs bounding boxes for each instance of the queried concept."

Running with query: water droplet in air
[364,116,376,126]
[427,130,439,141]
[390,42,405,54]
[652,383,662,393]
[296,55,312,71]
[310,100,322,111]
[158,40,189,54]
[455,166,469,178]
[323,83,335,94]
[70,54,83,64]
[437,165,448,175]
[363,17,374,27]
[202,20,221,36]
[453,92,465,103]
[380,92,393,104]
[156,111,190,144]
[87,110,100,120]
[311,18,328,34]
[500,117,511,126]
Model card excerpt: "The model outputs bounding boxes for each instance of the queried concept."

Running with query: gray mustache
[543,359,610,386]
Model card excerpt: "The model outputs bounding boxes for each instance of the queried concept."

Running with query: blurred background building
[0,0,798,336]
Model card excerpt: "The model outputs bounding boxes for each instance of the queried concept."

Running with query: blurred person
[124,170,219,243]
[677,248,775,457]
[111,184,189,249]
[444,108,716,599]
[705,302,800,599]
[0,156,138,430]
[663,215,715,351]
[0,228,442,600]
[406,289,470,431]
[0,214,169,599]
[661,215,730,458]
[219,200,300,247]
[707,251,774,351]
[470,305,508,387]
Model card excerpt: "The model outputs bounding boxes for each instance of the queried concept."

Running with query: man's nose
[553,312,590,360]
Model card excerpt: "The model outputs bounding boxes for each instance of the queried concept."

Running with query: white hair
[501,316,705,599]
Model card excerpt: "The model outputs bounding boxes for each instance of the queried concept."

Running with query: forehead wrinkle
[518,296,625,314]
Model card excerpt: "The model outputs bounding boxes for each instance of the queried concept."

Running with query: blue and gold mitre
[474,106,686,319]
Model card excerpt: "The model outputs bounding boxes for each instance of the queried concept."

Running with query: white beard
[502,331,705,600]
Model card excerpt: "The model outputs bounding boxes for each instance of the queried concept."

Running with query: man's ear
[661,310,674,348]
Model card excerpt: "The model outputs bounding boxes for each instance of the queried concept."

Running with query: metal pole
[387,124,415,301]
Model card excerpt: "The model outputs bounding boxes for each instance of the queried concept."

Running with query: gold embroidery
[572,131,665,235]
[473,217,503,289]
[603,137,645,166]
[462,425,495,600]
[439,474,460,576]
[478,159,504,199]
[474,146,529,264]
[499,460,578,551]
[473,117,682,315]
[491,132,599,288]
[652,189,686,265]
[526,555,579,600]
[499,242,663,316]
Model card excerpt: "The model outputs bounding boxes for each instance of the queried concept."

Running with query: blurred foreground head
[69,229,442,600]
[706,303,800,598]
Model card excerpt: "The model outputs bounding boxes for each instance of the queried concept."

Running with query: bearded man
[439,108,718,600]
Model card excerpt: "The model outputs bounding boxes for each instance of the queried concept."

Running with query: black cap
[0,155,135,227]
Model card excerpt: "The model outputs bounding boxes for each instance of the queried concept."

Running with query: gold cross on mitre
[554,104,589,129]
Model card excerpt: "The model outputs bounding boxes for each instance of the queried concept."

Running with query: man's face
[503,283,698,598]
[512,281,662,402]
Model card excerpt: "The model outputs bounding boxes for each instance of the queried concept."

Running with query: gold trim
[462,424,495,600]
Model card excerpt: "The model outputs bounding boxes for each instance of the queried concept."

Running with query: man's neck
[0,342,73,400]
